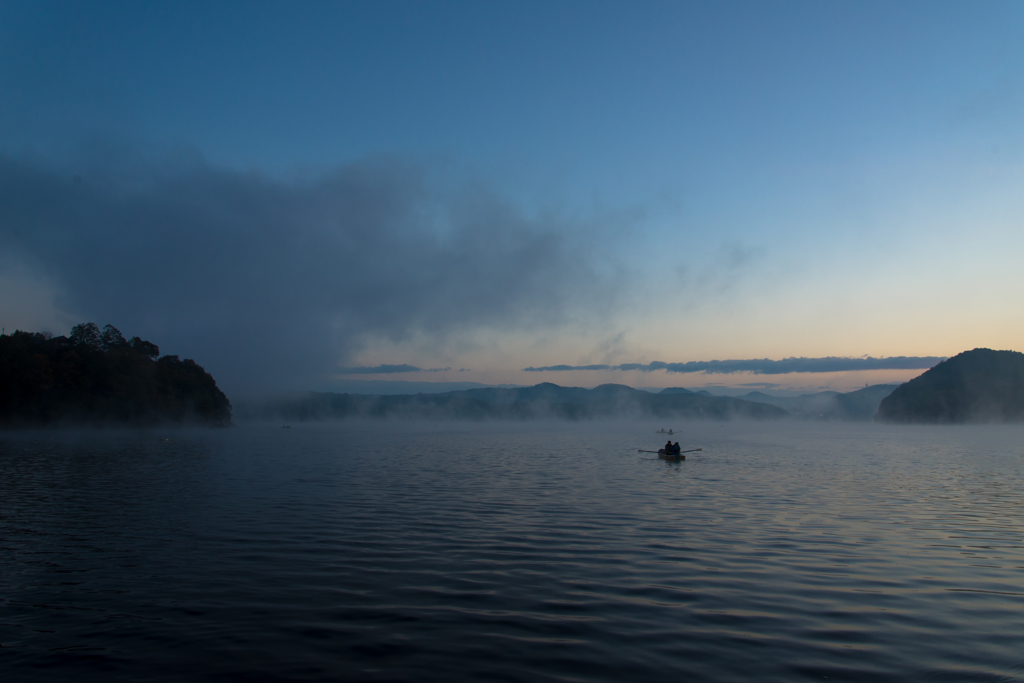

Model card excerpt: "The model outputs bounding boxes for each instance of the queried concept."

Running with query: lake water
[2,421,1023,682]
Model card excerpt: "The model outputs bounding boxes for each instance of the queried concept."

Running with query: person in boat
[672,442,681,455]
[664,440,673,453]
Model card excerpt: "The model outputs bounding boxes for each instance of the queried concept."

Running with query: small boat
[637,447,699,460]
[655,429,675,435]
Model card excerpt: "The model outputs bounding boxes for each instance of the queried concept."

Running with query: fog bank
[0,154,622,395]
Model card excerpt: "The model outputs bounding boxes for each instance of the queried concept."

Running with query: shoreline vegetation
[0,323,231,427]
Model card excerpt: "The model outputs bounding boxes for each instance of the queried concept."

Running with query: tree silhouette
[1,323,231,426]
[69,322,101,349]
[100,324,128,350]
[129,336,160,358]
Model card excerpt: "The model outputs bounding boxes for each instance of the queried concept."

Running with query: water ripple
[1,422,1023,681]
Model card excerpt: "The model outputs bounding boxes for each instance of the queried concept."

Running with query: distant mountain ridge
[877,348,1024,423]
[241,382,788,421]
[242,382,906,422]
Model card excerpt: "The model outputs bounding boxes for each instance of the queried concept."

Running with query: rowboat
[637,448,700,460]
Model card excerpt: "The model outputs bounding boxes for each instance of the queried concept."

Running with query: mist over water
[2,422,1023,682]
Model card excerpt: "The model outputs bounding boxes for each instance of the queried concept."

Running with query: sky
[1,0,1022,397]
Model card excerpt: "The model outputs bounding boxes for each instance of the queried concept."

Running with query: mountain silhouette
[876,348,1024,423]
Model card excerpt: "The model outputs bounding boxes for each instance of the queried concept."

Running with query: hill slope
[876,348,1024,423]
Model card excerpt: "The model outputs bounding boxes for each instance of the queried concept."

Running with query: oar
[637,448,702,454]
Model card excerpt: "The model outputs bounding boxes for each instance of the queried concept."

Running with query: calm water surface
[1,421,1023,681]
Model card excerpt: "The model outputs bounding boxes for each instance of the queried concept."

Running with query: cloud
[522,364,612,372]
[0,152,619,395]
[337,364,451,374]
[523,356,945,374]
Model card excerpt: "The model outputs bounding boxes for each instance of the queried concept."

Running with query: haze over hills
[738,385,899,421]
[238,383,788,422]
[877,349,1024,423]
[0,325,921,427]
[231,381,905,423]
[657,384,898,420]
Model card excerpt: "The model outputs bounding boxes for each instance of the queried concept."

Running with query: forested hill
[241,382,788,421]
[0,323,231,427]
[876,348,1024,423]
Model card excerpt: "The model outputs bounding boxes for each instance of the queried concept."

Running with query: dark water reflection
[2,422,1023,681]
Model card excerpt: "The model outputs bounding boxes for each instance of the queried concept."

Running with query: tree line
[0,323,231,427]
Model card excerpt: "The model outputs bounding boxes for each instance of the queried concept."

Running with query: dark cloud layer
[0,154,612,395]
[523,356,946,374]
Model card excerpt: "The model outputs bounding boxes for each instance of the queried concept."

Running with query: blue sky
[1,1,1022,395]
